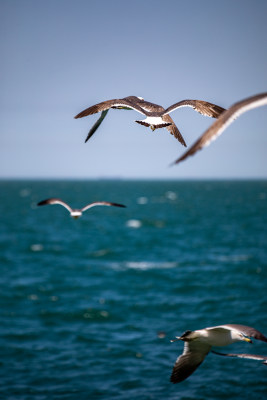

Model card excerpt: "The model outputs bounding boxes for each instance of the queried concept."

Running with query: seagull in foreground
[212,350,267,365]
[74,96,225,147]
[170,324,267,383]
[37,198,126,219]
[173,92,267,165]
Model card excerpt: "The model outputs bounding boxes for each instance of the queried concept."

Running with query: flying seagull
[37,198,126,219]
[173,92,267,165]
[212,350,267,365]
[170,324,267,383]
[74,96,225,147]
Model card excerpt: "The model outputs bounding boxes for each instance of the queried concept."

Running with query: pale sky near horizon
[1,0,267,179]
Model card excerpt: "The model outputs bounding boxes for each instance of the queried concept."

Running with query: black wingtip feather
[37,199,49,206]
[112,203,127,208]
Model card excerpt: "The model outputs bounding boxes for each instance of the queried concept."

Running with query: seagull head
[179,330,196,341]
[238,333,253,343]
[230,330,253,343]
[171,330,195,342]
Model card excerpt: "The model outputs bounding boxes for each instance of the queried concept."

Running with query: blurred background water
[0,179,266,399]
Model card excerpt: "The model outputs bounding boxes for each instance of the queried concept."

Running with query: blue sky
[1,0,266,179]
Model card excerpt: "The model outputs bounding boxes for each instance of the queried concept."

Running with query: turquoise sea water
[0,180,266,400]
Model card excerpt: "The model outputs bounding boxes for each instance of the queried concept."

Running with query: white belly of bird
[144,116,164,126]
[70,211,82,218]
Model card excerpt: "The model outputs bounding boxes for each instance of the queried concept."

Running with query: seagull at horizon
[173,92,267,165]
[74,96,225,147]
[37,198,126,219]
[170,324,267,383]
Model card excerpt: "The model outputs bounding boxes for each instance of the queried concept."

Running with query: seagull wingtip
[168,159,180,167]
[84,133,92,143]
[37,200,48,206]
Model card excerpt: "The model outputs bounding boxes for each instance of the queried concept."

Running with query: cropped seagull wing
[85,110,109,142]
[37,198,73,213]
[173,92,267,165]
[170,341,211,383]
[74,98,148,119]
[164,100,225,118]
[212,350,267,362]
[162,114,187,147]
[218,324,267,342]
[81,201,126,212]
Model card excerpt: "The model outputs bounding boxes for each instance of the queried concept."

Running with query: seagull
[37,198,126,219]
[170,324,267,384]
[212,350,267,365]
[173,92,267,165]
[74,96,225,147]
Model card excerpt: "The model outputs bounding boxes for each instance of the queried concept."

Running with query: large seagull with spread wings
[74,95,225,147]
[170,324,267,383]
[37,198,126,219]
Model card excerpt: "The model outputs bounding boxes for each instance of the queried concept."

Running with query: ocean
[0,179,266,400]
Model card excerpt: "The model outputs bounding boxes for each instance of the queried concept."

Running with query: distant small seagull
[212,350,267,365]
[170,324,267,383]
[37,198,126,219]
[74,96,225,147]
[173,92,267,165]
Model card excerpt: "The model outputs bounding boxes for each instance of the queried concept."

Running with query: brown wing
[222,324,267,342]
[212,350,267,362]
[75,98,147,119]
[37,198,73,213]
[75,99,121,118]
[162,114,187,147]
[172,92,267,165]
[81,201,126,212]
[164,99,225,118]
[170,341,211,384]
[123,96,164,113]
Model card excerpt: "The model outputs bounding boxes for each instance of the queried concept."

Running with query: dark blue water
[0,180,266,399]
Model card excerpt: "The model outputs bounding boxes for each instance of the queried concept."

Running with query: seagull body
[173,92,267,165]
[37,198,126,219]
[74,95,225,147]
[170,324,267,384]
